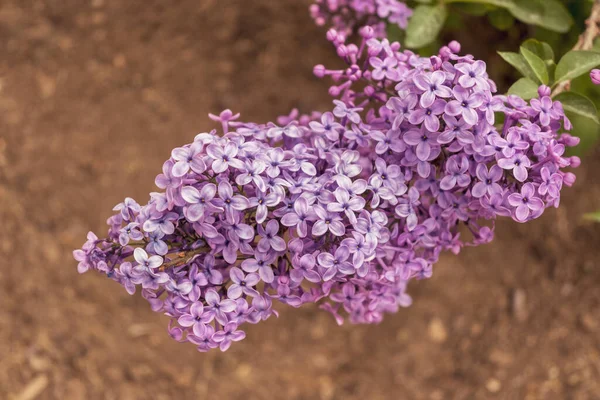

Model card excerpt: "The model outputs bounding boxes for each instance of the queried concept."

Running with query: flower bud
[563,172,576,186]
[559,133,580,147]
[568,156,581,168]
[359,25,375,39]
[326,28,338,42]
[313,64,327,78]
[336,44,349,58]
[591,69,600,85]
[448,40,461,53]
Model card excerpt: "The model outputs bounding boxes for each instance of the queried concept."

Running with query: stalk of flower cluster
[74,28,579,352]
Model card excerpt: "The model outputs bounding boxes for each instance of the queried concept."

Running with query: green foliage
[445,0,573,33]
[521,39,555,62]
[507,78,539,100]
[498,52,538,82]
[555,51,600,83]
[554,92,600,124]
[520,47,549,84]
[397,0,574,49]
[583,211,600,222]
[507,0,573,33]
[488,8,515,31]
[404,5,447,48]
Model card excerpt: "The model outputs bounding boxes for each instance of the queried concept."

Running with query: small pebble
[486,378,501,393]
[428,317,448,343]
[511,288,528,322]
[578,314,598,333]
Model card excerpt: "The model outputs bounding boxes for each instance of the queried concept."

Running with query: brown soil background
[1,1,600,399]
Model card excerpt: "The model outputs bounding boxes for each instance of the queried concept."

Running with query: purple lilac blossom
[310,0,412,39]
[74,28,579,353]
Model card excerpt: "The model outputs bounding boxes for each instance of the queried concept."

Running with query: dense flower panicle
[74,29,579,352]
[310,0,412,39]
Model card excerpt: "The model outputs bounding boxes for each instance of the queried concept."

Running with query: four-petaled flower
[206,142,244,173]
[472,164,503,198]
[508,183,544,222]
[133,248,163,271]
[203,289,236,325]
[312,205,346,237]
[445,86,483,126]
[227,267,260,299]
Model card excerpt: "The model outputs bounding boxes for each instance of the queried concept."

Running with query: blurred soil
[1,1,600,399]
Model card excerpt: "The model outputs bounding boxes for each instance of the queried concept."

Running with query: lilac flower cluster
[74,27,579,352]
[310,0,412,39]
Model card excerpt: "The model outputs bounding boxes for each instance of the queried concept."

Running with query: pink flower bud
[591,69,600,85]
[537,85,551,98]
[313,64,327,78]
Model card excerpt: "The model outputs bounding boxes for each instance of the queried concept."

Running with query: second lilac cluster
[310,0,412,39]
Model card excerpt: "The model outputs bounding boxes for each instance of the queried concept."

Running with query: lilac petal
[445,101,462,116]
[514,166,528,182]
[236,224,255,240]
[472,182,487,198]
[185,204,205,222]
[439,175,456,191]
[227,285,243,299]
[515,204,529,221]
[172,161,190,177]
[290,269,305,283]
[312,221,328,236]
[244,273,260,286]
[231,196,250,210]
[211,159,228,173]
[507,193,523,207]
[416,141,430,161]
[259,266,275,283]
[178,315,196,327]
[420,91,435,108]
[219,299,236,313]
[304,270,322,283]
[528,198,544,211]
[329,221,346,236]
[205,290,220,306]
[281,213,300,226]
[230,330,245,341]
[462,108,479,125]
[424,116,440,132]
[270,236,287,252]
[497,158,515,169]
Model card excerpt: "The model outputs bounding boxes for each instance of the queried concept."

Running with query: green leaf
[386,22,404,43]
[508,0,573,33]
[555,51,600,83]
[584,211,600,222]
[405,5,448,49]
[488,8,515,30]
[521,39,554,62]
[507,78,539,100]
[520,47,549,84]
[498,51,537,81]
[445,0,513,7]
[445,0,572,32]
[452,3,494,16]
[554,92,600,124]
